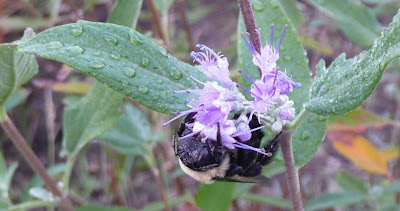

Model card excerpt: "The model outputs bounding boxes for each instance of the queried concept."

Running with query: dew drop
[94,51,101,56]
[318,116,327,121]
[138,85,149,94]
[47,41,63,49]
[252,0,264,12]
[156,79,163,84]
[70,24,83,37]
[159,92,167,97]
[301,131,310,140]
[158,47,168,57]
[170,68,182,80]
[129,31,143,44]
[89,61,105,69]
[66,46,84,55]
[284,56,292,61]
[141,58,150,67]
[122,82,129,88]
[280,46,286,52]
[122,67,136,78]
[110,51,121,60]
[270,0,279,8]
[104,35,118,45]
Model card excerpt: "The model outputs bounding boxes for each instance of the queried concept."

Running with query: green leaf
[142,195,193,211]
[307,10,400,116]
[240,193,292,209]
[278,0,303,28]
[22,164,66,201]
[305,192,368,211]
[0,152,18,199]
[4,89,29,111]
[107,0,143,28]
[309,0,382,48]
[196,182,235,211]
[0,43,38,109]
[336,172,368,193]
[77,205,135,211]
[238,0,327,168]
[99,104,163,155]
[18,20,205,114]
[62,82,122,154]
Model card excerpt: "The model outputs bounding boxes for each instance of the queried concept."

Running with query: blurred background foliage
[0,0,400,210]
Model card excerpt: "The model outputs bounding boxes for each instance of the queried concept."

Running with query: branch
[146,0,171,52]
[238,0,262,76]
[0,111,75,211]
[279,127,304,211]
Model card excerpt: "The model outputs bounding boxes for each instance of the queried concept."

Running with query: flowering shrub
[164,26,300,154]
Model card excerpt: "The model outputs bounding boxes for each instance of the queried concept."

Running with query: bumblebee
[173,112,281,184]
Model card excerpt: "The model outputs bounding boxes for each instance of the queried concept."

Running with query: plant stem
[0,111,75,211]
[288,109,310,131]
[279,127,304,211]
[8,200,55,211]
[146,0,171,52]
[145,147,170,211]
[44,88,56,167]
[62,152,78,194]
[177,0,194,51]
[238,0,262,76]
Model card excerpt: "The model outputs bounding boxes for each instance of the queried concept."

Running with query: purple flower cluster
[164,25,300,154]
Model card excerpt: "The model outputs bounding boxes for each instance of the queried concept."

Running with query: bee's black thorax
[173,112,280,184]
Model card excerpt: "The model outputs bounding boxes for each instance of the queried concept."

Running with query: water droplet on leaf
[301,131,310,140]
[104,35,118,45]
[138,85,149,94]
[170,68,182,80]
[318,116,327,121]
[66,46,84,55]
[156,79,163,84]
[141,58,150,67]
[129,31,142,44]
[89,61,105,69]
[47,41,63,49]
[284,56,292,61]
[158,47,168,57]
[122,67,136,78]
[160,92,166,97]
[270,0,279,8]
[252,0,264,11]
[110,51,121,60]
[70,24,83,37]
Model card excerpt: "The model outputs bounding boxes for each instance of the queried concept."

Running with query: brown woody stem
[279,128,304,211]
[0,111,75,211]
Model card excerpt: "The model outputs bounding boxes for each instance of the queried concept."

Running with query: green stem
[62,151,78,194]
[7,200,55,211]
[288,109,311,131]
[0,111,75,211]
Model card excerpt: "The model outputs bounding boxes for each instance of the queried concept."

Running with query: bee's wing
[214,174,270,184]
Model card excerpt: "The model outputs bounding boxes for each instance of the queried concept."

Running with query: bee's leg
[240,162,262,177]
[257,132,282,166]
[225,165,243,177]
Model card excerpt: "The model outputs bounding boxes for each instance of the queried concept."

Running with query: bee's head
[176,132,228,171]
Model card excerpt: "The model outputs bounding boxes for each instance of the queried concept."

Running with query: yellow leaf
[381,147,400,162]
[52,82,91,95]
[331,133,388,175]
